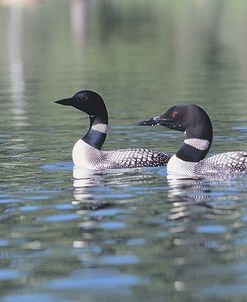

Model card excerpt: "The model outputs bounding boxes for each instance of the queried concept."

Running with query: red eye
[171,111,177,119]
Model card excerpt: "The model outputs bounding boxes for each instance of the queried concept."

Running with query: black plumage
[55,90,171,169]
[139,104,247,176]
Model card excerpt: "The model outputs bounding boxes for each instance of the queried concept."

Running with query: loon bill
[55,90,171,170]
[138,104,247,177]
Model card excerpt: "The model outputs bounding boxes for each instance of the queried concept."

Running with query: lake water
[0,0,247,301]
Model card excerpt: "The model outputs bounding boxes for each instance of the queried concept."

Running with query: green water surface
[0,1,247,301]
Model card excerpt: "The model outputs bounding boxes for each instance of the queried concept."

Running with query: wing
[199,151,247,174]
[101,148,172,169]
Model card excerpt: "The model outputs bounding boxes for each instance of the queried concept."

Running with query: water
[0,0,247,301]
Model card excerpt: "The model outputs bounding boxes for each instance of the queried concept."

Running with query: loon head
[139,104,213,163]
[55,90,108,123]
[139,104,213,142]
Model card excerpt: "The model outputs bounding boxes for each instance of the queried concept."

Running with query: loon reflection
[167,175,244,223]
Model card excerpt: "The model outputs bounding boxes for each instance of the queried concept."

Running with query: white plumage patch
[72,139,103,169]
[184,138,210,150]
[91,123,108,134]
[167,155,197,177]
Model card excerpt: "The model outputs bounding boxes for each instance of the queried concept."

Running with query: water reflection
[1,0,247,300]
[163,175,247,299]
[7,4,26,125]
[70,0,89,44]
[168,175,247,204]
[2,160,247,300]
[166,176,244,251]
[167,176,244,220]
[0,0,42,5]
[72,166,149,205]
[168,177,213,204]
[72,167,109,209]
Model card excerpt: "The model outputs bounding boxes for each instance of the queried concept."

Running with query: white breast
[72,139,102,169]
[167,155,197,177]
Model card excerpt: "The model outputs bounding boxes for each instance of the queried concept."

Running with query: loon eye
[171,111,178,119]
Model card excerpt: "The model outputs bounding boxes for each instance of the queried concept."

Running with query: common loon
[138,104,247,177]
[55,90,171,170]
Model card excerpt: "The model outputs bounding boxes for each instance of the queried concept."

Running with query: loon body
[55,90,171,170]
[139,104,247,177]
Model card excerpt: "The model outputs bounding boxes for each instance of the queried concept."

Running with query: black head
[55,90,108,119]
[138,104,213,141]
